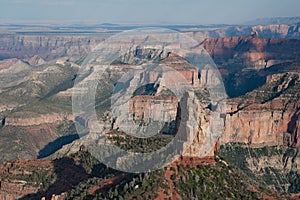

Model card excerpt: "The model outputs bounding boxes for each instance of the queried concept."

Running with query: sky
[0,0,299,25]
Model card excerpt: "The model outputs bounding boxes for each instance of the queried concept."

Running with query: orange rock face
[223,100,299,146]
[222,72,300,147]
[201,36,300,70]
[129,96,179,124]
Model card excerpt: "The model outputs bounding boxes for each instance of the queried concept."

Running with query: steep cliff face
[187,23,300,43]
[63,44,225,172]
[287,23,300,38]
[5,113,73,127]
[252,24,300,39]
[0,33,299,197]
[128,96,179,125]
[201,36,300,70]
[222,72,300,146]
[200,36,300,97]
[0,35,106,60]
[1,35,299,162]
[0,23,299,61]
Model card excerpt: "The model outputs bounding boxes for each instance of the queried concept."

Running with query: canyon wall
[4,113,73,127]
[222,72,300,146]
[0,34,106,60]
[200,36,300,70]
[0,23,299,61]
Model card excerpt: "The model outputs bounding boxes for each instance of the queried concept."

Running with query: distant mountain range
[245,16,300,25]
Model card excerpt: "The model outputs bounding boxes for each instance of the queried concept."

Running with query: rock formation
[0,23,300,61]
[4,113,73,127]
[222,72,300,146]
[200,36,300,70]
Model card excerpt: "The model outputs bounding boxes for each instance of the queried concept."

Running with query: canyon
[0,22,299,61]
[0,22,299,198]
[0,33,299,160]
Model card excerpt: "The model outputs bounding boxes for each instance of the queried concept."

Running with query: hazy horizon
[0,0,300,25]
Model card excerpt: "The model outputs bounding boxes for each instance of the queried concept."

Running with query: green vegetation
[132,83,158,96]
[66,152,280,199]
[107,130,174,153]
[174,163,262,199]
[243,72,300,104]
[0,162,55,190]
[220,143,300,194]
[0,64,77,106]
[0,146,284,199]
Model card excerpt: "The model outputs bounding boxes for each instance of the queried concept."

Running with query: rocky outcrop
[25,55,46,66]
[199,35,300,97]
[187,23,300,43]
[222,72,300,146]
[0,160,53,199]
[128,96,179,125]
[252,24,299,39]
[200,36,300,70]
[0,35,298,161]
[0,181,38,200]
[0,59,30,73]
[0,151,89,200]
[0,27,299,198]
[0,35,106,60]
[0,23,299,61]
[42,193,67,200]
[0,58,19,71]
[223,100,298,146]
